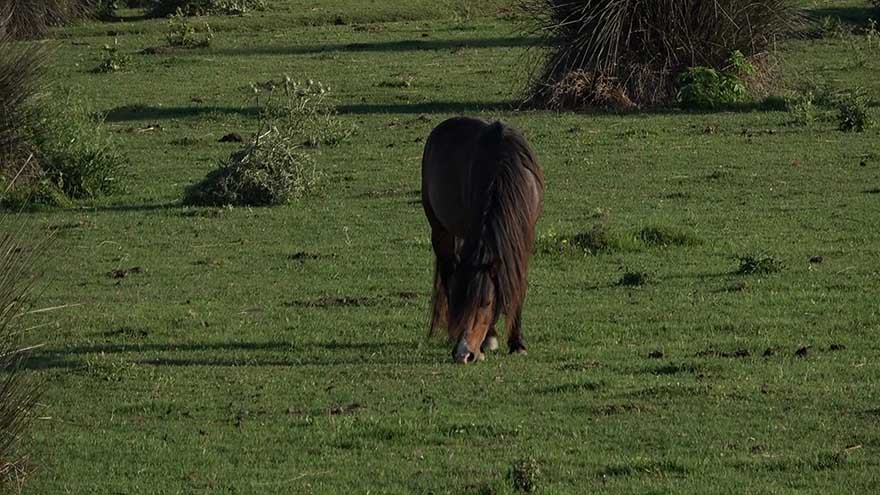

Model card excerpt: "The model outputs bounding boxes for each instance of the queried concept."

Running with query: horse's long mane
[448,122,544,334]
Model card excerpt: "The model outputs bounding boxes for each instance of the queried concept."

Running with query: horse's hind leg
[506,307,527,355]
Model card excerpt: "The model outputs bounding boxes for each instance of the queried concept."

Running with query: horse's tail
[462,122,544,324]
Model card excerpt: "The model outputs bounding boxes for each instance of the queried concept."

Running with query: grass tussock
[0,35,44,179]
[637,225,701,247]
[519,0,800,109]
[0,0,98,40]
[0,217,45,491]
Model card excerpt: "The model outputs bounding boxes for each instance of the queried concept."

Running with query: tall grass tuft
[2,34,124,207]
[519,0,800,109]
[0,35,44,197]
[0,217,45,490]
[0,0,98,40]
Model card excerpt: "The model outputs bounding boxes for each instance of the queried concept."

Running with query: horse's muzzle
[453,341,483,364]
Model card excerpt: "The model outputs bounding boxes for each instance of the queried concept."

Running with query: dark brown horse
[421,117,544,364]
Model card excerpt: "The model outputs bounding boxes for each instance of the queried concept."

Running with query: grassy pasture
[11,0,880,493]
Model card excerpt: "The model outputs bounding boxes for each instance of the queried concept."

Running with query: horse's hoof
[509,342,527,355]
[482,336,499,352]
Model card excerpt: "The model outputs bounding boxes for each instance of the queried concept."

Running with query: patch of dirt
[109,266,144,279]
[289,296,375,308]
[356,188,420,199]
[663,192,691,201]
[50,220,94,231]
[286,292,421,308]
[140,46,173,55]
[288,251,322,262]
[194,259,224,267]
[103,326,149,339]
[762,346,783,357]
[593,403,653,416]
[695,348,751,359]
[557,361,602,372]
[329,402,364,415]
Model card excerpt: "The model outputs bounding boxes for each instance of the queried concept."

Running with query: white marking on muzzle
[454,340,472,363]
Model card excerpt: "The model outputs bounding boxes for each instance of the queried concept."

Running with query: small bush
[166,11,213,48]
[146,0,265,17]
[26,96,125,201]
[94,41,132,73]
[676,51,755,109]
[184,78,350,206]
[837,90,873,132]
[737,255,784,275]
[786,91,817,126]
[254,78,355,148]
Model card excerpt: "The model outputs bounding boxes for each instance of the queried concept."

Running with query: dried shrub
[184,78,352,206]
[183,129,318,206]
[520,0,800,109]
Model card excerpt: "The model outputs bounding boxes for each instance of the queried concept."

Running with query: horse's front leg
[506,307,527,355]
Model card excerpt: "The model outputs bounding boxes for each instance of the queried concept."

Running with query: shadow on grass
[103,101,519,122]
[103,104,257,122]
[103,97,785,123]
[807,7,876,25]
[211,36,544,57]
[22,340,417,370]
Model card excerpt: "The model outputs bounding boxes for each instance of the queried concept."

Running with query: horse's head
[448,262,498,364]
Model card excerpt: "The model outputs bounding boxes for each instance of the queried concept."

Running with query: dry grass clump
[0,0,97,40]
[185,78,353,206]
[520,0,800,109]
[0,219,45,490]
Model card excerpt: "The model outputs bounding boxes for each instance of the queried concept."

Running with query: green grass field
[12,0,880,493]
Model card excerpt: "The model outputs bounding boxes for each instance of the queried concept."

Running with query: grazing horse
[421,117,544,364]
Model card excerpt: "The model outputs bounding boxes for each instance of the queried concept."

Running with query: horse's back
[421,117,489,235]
